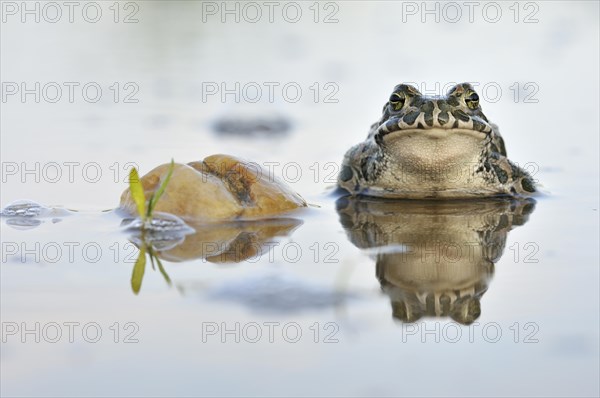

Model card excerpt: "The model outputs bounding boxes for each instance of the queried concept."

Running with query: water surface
[1,2,598,396]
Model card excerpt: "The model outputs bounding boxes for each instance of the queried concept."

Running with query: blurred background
[1,1,599,397]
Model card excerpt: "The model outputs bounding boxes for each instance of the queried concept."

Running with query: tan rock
[120,154,306,222]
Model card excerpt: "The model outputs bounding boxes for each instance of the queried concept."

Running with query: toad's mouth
[382,128,487,142]
[376,111,493,139]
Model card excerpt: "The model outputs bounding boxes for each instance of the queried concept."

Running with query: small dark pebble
[212,117,292,136]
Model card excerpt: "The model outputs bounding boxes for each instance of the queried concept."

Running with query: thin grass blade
[148,159,175,218]
[129,167,146,221]
[155,256,172,286]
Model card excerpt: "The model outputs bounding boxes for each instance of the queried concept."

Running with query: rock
[212,116,291,136]
[1,200,74,229]
[120,154,306,222]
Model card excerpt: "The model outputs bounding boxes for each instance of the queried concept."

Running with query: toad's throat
[382,128,487,169]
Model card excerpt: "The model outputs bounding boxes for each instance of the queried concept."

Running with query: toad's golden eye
[389,93,405,111]
[465,91,479,110]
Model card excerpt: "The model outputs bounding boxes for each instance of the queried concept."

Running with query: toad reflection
[336,197,535,324]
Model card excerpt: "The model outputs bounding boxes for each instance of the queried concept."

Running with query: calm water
[1,2,599,397]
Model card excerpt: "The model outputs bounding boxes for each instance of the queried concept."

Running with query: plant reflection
[336,197,536,324]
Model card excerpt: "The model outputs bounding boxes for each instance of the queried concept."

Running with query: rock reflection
[336,197,535,324]
[126,218,302,294]
[137,218,302,263]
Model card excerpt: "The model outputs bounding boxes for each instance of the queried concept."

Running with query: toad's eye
[389,93,405,111]
[465,91,479,110]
